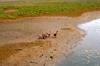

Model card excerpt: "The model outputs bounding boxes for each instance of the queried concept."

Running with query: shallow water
[58,19,100,66]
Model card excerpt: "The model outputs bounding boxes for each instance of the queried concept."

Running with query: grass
[0,40,51,63]
[0,0,100,19]
[0,1,100,18]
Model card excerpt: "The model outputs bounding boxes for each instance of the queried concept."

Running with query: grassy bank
[0,0,100,19]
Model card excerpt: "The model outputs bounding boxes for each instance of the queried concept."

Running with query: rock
[50,56,53,59]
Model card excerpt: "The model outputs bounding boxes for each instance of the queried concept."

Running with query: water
[58,19,100,66]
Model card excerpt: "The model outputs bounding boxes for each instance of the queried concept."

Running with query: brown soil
[1,26,84,66]
[0,11,100,66]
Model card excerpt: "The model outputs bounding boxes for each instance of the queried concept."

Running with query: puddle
[57,19,100,66]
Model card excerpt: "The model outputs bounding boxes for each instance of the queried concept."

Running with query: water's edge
[58,18,100,66]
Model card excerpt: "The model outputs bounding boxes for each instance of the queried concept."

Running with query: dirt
[1,26,84,66]
[4,9,17,14]
[0,11,100,66]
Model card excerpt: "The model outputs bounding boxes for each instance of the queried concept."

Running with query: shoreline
[1,26,84,66]
[0,11,100,66]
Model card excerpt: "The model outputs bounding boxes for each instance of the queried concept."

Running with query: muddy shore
[0,11,100,66]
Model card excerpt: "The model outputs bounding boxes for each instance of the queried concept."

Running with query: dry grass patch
[4,9,16,14]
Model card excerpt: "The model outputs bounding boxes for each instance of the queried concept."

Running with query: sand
[0,11,100,66]
[1,26,84,66]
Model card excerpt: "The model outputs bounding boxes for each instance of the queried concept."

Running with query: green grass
[0,0,100,19]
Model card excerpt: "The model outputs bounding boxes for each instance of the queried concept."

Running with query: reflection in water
[58,19,100,66]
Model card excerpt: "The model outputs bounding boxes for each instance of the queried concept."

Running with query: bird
[53,30,58,38]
